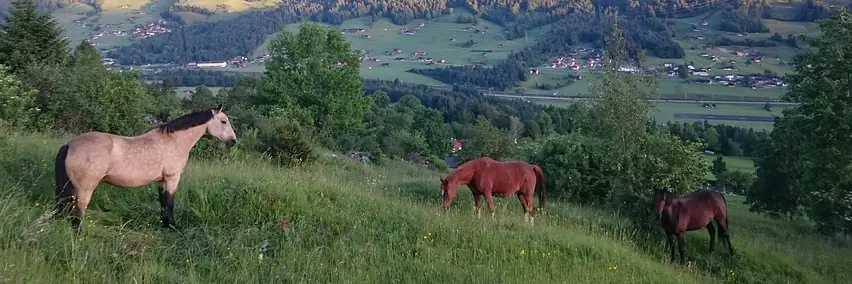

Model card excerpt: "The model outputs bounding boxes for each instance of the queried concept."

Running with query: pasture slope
[1,133,851,283]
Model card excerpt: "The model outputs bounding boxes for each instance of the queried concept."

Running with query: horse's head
[439,177,457,210]
[652,188,672,220]
[207,104,237,146]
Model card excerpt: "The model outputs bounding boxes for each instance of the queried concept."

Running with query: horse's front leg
[667,234,676,263]
[159,175,182,228]
[473,194,482,218]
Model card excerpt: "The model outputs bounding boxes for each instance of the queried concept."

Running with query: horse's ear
[216,104,224,113]
[440,177,447,184]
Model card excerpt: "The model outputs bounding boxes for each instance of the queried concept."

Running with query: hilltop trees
[0,0,68,73]
[748,9,852,234]
[260,23,369,144]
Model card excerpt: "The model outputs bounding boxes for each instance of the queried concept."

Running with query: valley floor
[0,133,849,283]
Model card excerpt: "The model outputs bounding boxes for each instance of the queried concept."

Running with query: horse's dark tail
[532,165,546,210]
[53,144,75,219]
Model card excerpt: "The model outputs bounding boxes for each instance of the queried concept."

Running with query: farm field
[241,10,550,85]
[528,98,785,130]
[2,133,851,283]
[703,155,757,175]
[171,0,281,24]
[51,1,173,49]
[519,70,786,101]
[528,7,812,102]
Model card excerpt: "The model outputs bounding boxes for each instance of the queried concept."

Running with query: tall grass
[0,133,849,283]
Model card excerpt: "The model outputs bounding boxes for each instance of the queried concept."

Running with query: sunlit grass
[0,133,850,283]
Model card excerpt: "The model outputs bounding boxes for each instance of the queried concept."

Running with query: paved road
[674,113,777,122]
[482,93,800,105]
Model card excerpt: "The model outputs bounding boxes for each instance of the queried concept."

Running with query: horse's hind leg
[716,217,735,256]
[69,182,97,232]
[53,182,75,219]
[484,193,496,219]
[706,222,716,252]
[517,194,530,223]
[677,233,687,265]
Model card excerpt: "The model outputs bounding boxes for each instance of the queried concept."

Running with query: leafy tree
[147,80,183,123]
[717,171,755,195]
[749,9,852,234]
[677,64,689,79]
[68,40,101,67]
[591,25,658,159]
[46,59,154,135]
[460,117,515,162]
[704,127,721,152]
[183,86,218,111]
[260,23,369,144]
[0,64,39,130]
[0,0,68,73]
[712,155,727,179]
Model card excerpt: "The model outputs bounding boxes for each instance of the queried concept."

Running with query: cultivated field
[528,98,786,130]
[240,10,550,85]
[527,6,815,102]
[51,1,172,49]
[1,133,850,283]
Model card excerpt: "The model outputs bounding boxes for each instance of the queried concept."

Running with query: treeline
[711,36,777,48]
[147,69,252,87]
[409,14,683,90]
[719,7,769,33]
[664,120,770,157]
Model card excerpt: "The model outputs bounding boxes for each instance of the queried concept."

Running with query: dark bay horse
[439,157,546,225]
[53,105,237,230]
[653,188,735,264]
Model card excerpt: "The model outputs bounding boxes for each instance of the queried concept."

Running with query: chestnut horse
[439,157,546,225]
[653,188,735,264]
[53,105,237,231]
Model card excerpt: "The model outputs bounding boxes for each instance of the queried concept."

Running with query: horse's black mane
[157,108,216,134]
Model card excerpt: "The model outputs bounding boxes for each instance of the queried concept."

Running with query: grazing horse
[653,188,735,264]
[439,157,546,225]
[53,105,237,230]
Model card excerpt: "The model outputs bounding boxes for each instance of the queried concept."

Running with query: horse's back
[469,158,536,194]
[679,189,728,226]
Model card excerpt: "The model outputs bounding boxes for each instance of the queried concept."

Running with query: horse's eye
[220,120,227,124]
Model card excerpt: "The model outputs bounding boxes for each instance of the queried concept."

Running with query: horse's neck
[449,167,474,185]
[164,125,208,154]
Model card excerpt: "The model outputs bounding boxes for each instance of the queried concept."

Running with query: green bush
[257,118,316,168]
[523,131,709,224]
[427,155,449,172]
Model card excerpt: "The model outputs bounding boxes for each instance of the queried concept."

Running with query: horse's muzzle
[225,139,237,148]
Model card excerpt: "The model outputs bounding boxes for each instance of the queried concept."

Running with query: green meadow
[1,131,850,283]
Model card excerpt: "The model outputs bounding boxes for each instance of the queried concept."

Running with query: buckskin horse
[439,157,546,225]
[53,105,237,231]
[653,188,735,264]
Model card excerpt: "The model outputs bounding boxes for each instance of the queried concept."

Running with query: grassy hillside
[1,133,851,283]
